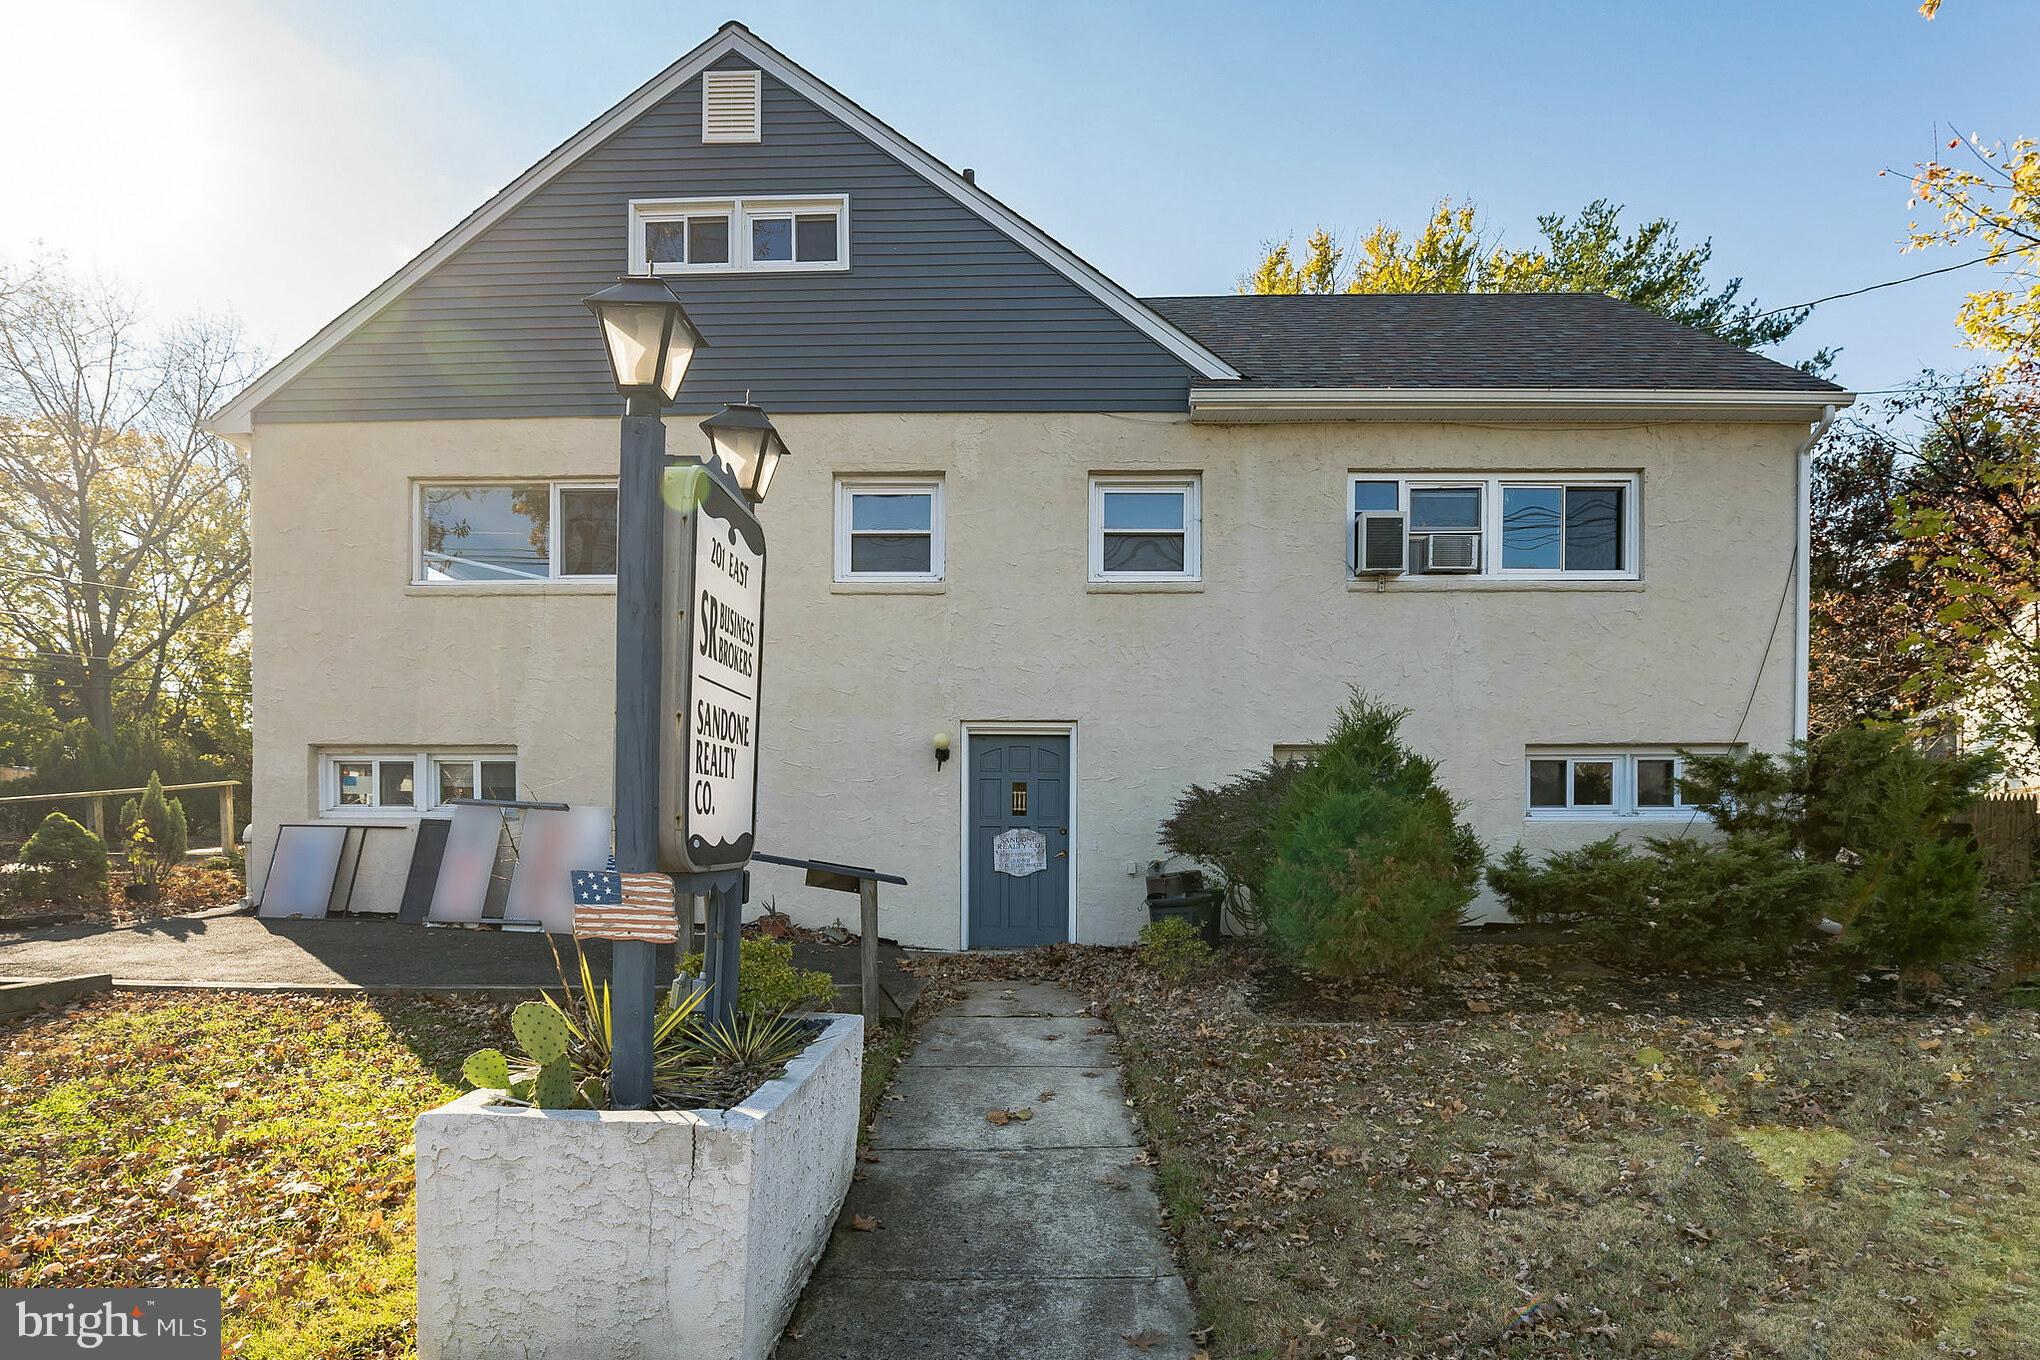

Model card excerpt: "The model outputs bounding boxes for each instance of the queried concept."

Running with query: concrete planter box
[415,1013,863,1360]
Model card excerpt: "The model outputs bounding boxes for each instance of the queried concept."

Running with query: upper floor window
[324,750,519,816]
[630,196,848,275]
[835,476,944,581]
[1525,750,1697,819]
[1349,474,1638,581]
[416,482,616,585]
[1090,475,1201,582]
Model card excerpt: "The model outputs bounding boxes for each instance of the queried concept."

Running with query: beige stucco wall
[247,411,1803,947]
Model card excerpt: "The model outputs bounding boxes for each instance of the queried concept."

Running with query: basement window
[322,751,518,816]
[1525,751,1700,819]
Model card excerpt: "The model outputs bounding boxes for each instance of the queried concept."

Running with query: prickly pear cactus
[462,1048,512,1091]
[508,1076,534,1102]
[532,1055,575,1109]
[577,1076,606,1110]
[512,1001,570,1065]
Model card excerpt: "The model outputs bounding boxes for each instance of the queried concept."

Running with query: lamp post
[584,275,703,1110]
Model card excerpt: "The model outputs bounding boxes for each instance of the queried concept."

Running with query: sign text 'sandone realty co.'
[661,477,765,872]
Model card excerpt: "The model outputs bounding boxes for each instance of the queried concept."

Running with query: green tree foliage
[1158,756,1307,929]
[1681,725,1998,997]
[1262,694,1482,979]
[1246,198,1828,370]
[15,810,107,903]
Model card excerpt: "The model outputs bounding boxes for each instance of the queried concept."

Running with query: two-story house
[208,22,1850,949]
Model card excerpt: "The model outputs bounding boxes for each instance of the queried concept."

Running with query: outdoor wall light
[933,732,951,769]
[583,274,704,404]
[699,400,791,504]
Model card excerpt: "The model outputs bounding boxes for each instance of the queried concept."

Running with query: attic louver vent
[702,69,762,143]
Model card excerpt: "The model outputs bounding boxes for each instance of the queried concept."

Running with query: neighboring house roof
[207,21,1238,439]
[1147,293,1845,391]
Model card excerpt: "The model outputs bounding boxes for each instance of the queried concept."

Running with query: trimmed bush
[1138,915,1215,979]
[16,811,109,904]
[1160,757,1305,930]
[1262,695,1481,979]
[1486,837,1654,935]
[1686,725,1995,994]
[681,936,835,1016]
[1488,834,1834,969]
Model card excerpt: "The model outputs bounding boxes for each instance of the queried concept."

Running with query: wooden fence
[1959,793,2039,884]
[0,780,242,855]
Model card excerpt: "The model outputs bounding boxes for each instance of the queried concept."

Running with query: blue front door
[969,735,1071,948]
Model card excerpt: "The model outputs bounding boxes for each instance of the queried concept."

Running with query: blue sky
[3,0,2032,406]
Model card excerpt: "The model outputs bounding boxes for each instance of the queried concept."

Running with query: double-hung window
[1347,473,1639,581]
[323,751,519,816]
[416,482,617,584]
[630,195,848,274]
[1525,751,1695,818]
[1090,475,1201,582]
[834,477,943,581]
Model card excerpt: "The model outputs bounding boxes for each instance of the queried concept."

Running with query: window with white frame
[322,751,519,815]
[1090,475,1201,581]
[834,477,943,580]
[1525,751,1697,818]
[1348,474,1639,580]
[416,482,616,584]
[629,196,847,274]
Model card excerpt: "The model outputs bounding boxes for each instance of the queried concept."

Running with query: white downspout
[1793,404,1839,742]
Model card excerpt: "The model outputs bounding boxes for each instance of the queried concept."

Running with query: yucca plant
[659,1009,815,1109]
[543,936,707,1088]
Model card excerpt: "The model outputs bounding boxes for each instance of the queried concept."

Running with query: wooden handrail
[0,779,241,806]
[0,779,243,849]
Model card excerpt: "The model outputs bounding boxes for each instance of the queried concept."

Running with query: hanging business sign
[659,472,766,872]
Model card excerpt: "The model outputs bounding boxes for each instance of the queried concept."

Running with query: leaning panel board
[504,805,612,934]
[428,804,503,924]
[257,824,349,919]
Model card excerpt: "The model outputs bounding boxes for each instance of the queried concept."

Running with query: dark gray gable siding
[255,58,1194,423]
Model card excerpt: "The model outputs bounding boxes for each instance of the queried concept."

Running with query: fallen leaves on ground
[984,1106,1034,1125]
[911,939,2040,1360]
[849,1214,881,1232]
[0,991,508,1359]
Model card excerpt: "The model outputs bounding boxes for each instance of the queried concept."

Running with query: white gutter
[1792,403,1840,742]
[1188,386,1856,423]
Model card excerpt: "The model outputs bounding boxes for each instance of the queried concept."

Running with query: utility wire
[1750,248,2019,320]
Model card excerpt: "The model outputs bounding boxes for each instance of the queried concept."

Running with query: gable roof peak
[206,22,1235,439]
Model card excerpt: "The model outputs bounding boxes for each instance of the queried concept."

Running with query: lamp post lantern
[584,275,703,1110]
[698,400,790,503]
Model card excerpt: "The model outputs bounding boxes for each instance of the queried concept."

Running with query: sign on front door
[659,476,766,872]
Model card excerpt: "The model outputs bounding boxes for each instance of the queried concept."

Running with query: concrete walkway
[780,980,1198,1360]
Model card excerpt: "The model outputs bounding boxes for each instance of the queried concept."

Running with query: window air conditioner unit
[1352,510,1408,575]
[1418,531,1482,573]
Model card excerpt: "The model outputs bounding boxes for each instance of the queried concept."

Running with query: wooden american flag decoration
[569,855,679,944]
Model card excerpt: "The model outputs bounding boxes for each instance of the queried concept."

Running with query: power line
[1751,248,2020,320]
[0,567,247,600]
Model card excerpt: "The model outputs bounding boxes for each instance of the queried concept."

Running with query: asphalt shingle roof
[1142,292,1844,394]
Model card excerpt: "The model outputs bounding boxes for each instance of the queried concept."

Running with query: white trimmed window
[322,751,519,816]
[1525,751,1698,819]
[1348,474,1639,580]
[629,196,848,275]
[1090,475,1201,582]
[415,482,616,584]
[834,477,943,581]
